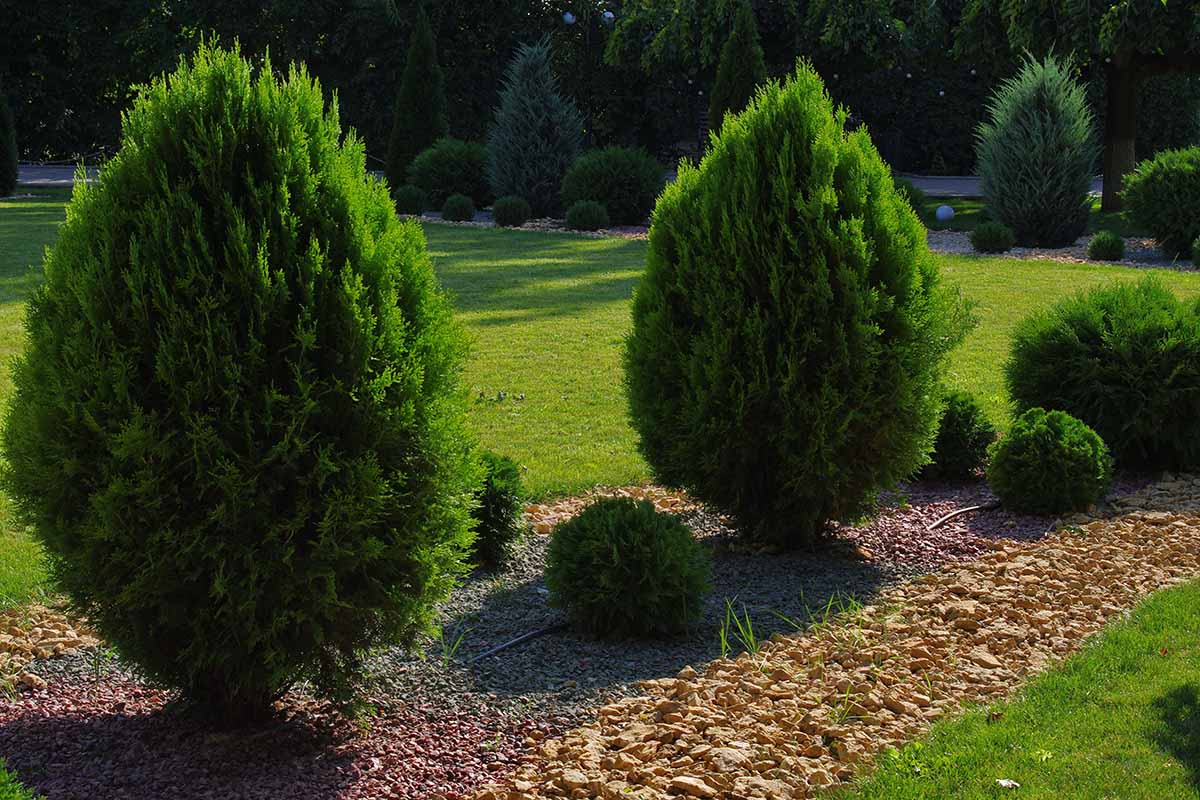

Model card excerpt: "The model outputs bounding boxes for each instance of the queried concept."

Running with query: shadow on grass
[425,226,645,325]
[0,199,65,304]
[1154,684,1200,787]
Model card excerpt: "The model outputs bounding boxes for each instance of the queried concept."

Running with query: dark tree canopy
[385,4,448,190]
[708,1,768,131]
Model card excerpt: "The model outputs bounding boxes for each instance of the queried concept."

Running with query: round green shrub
[469,451,524,568]
[560,146,664,225]
[970,221,1016,253]
[1087,230,1125,261]
[1005,277,1200,471]
[408,138,490,207]
[393,183,428,215]
[1123,147,1200,256]
[544,497,711,638]
[0,44,477,724]
[625,61,969,546]
[566,199,609,231]
[976,55,1099,247]
[920,390,997,482]
[987,408,1113,515]
[492,195,531,228]
[441,193,476,222]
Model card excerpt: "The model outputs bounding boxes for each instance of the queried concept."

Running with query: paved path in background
[20,165,1104,199]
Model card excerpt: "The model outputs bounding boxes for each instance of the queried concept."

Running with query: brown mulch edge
[476,487,1200,798]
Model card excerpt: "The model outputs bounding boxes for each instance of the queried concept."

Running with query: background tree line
[3,0,1198,183]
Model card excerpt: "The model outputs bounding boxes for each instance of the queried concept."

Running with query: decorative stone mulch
[0,603,98,691]
[474,482,1200,799]
[926,230,1195,271]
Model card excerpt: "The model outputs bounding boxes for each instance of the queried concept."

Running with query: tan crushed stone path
[0,604,98,691]
[476,479,1200,800]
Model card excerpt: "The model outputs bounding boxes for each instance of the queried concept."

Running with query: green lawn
[2,190,1200,607]
[924,195,1146,239]
[839,579,1200,799]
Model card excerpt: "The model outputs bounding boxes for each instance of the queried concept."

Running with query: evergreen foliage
[625,61,970,547]
[708,0,767,132]
[987,408,1113,514]
[492,195,532,227]
[565,199,609,231]
[970,220,1015,253]
[0,86,16,197]
[1123,146,1200,256]
[407,138,490,207]
[920,390,996,481]
[393,184,428,215]
[1005,278,1200,471]
[441,193,475,221]
[385,5,448,192]
[976,55,1099,247]
[1087,230,1125,261]
[545,497,711,638]
[469,451,524,568]
[560,146,664,225]
[0,44,477,724]
[486,37,584,217]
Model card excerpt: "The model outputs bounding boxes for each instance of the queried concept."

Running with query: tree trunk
[1101,57,1139,212]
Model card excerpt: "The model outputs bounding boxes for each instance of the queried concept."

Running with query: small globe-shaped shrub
[625,61,968,546]
[1123,147,1200,256]
[1005,277,1200,471]
[976,55,1099,247]
[560,146,664,225]
[545,498,711,637]
[470,451,524,568]
[407,138,490,208]
[970,221,1016,253]
[1087,230,1125,261]
[394,183,428,215]
[442,193,476,222]
[0,45,477,723]
[919,390,996,481]
[987,408,1113,514]
[493,195,531,228]
[566,199,609,231]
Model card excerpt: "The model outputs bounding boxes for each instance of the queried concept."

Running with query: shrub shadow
[1153,683,1200,787]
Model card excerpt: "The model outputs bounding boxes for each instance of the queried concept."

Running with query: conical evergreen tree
[708,1,767,132]
[0,84,17,197]
[385,4,447,191]
[486,37,584,217]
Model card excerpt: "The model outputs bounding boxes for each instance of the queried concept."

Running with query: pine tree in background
[708,1,767,133]
[0,85,17,197]
[487,37,584,217]
[385,4,447,192]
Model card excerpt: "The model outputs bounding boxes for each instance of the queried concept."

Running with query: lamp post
[561,4,616,143]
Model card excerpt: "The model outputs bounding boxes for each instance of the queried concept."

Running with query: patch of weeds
[435,623,470,668]
[718,598,761,658]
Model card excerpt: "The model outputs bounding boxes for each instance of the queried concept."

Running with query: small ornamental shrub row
[493,195,531,227]
[971,221,1015,253]
[546,498,710,638]
[1087,230,1125,261]
[566,200,609,231]
[441,193,475,222]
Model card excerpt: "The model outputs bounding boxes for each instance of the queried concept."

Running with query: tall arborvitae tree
[0,85,17,197]
[708,1,767,132]
[486,37,584,217]
[385,4,448,191]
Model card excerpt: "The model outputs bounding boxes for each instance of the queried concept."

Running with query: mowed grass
[839,579,1200,799]
[2,191,1200,605]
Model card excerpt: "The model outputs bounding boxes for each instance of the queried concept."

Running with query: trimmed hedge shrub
[1123,147,1200,256]
[492,195,531,227]
[625,61,969,547]
[987,408,1113,514]
[385,5,447,190]
[408,138,489,207]
[487,37,584,217]
[393,184,428,215]
[566,199,609,231]
[0,44,477,724]
[976,55,1099,247]
[560,146,664,225]
[545,497,711,638]
[0,86,15,197]
[1005,277,1200,470]
[920,390,996,481]
[1087,230,1125,261]
[970,221,1015,253]
[470,451,524,568]
[441,193,475,221]
[708,0,767,132]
